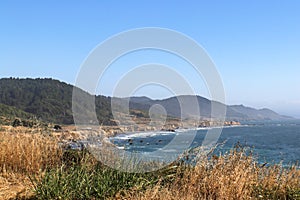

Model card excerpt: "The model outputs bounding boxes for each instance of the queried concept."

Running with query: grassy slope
[0,127,299,200]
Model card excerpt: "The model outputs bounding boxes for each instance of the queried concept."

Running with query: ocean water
[111,120,300,166]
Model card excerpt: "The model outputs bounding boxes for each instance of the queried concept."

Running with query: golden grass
[0,172,34,199]
[0,126,62,174]
[0,125,299,199]
[125,149,300,200]
[0,126,63,199]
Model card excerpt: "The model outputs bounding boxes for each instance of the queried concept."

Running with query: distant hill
[229,105,293,121]
[0,78,292,125]
[127,95,292,121]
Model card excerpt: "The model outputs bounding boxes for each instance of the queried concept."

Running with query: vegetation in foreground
[0,126,299,200]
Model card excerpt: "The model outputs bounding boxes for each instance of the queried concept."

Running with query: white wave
[112,124,249,140]
[112,131,176,140]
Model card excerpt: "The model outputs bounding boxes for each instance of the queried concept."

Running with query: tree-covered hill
[0,78,113,125]
[0,103,33,118]
[0,103,35,125]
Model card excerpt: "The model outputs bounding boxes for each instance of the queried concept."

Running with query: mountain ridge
[0,78,292,124]
[127,95,292,121]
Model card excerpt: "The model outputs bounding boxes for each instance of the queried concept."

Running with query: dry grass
[0,126,62,199]
[0,126,63,200]
[0,125,299,200]
[0,172,34,199]
[125,148,300,200]
[0,126,62,173]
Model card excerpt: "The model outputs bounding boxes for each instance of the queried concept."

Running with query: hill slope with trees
[0,78,113,124]
[0,78,292,125]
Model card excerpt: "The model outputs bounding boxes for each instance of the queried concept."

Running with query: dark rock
[12,118,22,127]
[54,124,62,130]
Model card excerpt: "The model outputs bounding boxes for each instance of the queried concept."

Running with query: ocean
[110,120,300,166]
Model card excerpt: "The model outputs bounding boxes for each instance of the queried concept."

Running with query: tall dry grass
[125,148,300,200]
[0,171,34,199]
[0,126,62,174]
[0,125,299,199]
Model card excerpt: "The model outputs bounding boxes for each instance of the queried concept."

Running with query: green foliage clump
[32,150,170,200]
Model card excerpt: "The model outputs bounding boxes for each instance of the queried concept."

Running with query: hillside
[0,103,35,125]
[229,105,293,121]
[0,78,292,125]
[0,78,113,125]
[128,95,291,121]
[0,103,34,118]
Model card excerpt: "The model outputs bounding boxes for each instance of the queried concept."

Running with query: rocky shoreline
[5,117,241,150]
[50,120,241,150]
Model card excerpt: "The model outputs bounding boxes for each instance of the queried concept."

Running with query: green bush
[32,151,173,200]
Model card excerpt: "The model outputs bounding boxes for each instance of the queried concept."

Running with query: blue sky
[0,1,300,117]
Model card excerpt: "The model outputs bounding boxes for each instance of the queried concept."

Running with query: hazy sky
[1,1,300,118]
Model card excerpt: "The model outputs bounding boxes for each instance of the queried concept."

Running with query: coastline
[1,122,299,199]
